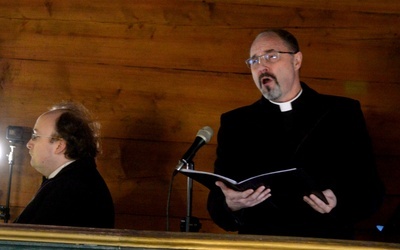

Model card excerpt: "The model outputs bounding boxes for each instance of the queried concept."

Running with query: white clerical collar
[269,89,303,112]
[48,160,75,179]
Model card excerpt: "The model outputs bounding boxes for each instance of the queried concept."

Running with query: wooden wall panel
[0,0,398,243]
[0,59,255,140]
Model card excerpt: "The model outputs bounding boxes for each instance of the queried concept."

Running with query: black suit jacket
[15,157,115,228]
[207,82,384,239]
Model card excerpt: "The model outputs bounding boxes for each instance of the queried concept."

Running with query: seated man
[14,101,115,228]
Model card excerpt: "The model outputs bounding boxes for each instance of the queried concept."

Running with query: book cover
[177,167,328,204]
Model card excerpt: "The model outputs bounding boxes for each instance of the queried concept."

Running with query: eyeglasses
[31,133,61,141]
[245,50,298,68]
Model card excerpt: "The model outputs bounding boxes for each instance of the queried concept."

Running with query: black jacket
[207,82,384,239]
[15,157,115,228]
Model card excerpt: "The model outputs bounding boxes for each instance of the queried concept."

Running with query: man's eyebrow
[250,49,275,58]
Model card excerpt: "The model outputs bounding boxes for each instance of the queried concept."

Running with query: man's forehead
[250,35,285,55]
[35,111,61,128]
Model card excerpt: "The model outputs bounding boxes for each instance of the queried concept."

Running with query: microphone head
[196,126,214,143]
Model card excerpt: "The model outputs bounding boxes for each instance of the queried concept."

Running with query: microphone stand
[0,143,15,223]
[180,161,201,232]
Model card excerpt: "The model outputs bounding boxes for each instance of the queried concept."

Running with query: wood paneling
[0,0,398,242]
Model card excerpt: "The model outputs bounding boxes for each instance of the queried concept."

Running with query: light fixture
[0,126,31,222]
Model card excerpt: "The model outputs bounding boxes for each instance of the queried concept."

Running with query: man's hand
[216,181,271,212]
[303,189,337,213]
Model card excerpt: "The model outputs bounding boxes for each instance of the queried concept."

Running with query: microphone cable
[166,169,179,231]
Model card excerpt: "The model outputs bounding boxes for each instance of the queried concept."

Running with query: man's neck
[47,159,75,179]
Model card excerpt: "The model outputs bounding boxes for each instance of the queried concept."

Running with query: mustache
[258,72,277,87]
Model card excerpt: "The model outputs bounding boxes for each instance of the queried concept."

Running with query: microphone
[175,126,214,171]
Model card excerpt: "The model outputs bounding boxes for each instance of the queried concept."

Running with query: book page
[238,168,297,184]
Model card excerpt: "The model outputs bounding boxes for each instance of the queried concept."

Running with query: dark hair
[50,101,100,159]
[257,29,300,53]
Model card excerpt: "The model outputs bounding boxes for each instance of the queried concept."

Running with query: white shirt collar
[48,160,75,179]
[269,89,303,112]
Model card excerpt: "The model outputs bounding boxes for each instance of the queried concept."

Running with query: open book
[177,167,328,204]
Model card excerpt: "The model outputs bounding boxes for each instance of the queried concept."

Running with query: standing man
[207,29,384,239]
[15,101,115,228]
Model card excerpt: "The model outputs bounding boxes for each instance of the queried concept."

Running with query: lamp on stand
[0,143,15,222]
[0,126,30,223]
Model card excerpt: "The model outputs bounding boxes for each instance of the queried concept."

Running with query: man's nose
[26,140,33,149]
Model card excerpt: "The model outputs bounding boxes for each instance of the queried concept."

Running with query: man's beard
[258,73,282,101]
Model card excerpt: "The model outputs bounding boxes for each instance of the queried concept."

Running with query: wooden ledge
[0,224,399,249]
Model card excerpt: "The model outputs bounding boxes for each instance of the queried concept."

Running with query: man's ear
[54,139,67,155]
[294,51,302,70]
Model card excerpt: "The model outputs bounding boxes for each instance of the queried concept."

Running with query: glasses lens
[246,58,256,68]
[265,52,279,62]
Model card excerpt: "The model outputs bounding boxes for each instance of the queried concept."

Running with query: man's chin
[262,92,273,100]
[262,89,281,101]
[261,86,273,96]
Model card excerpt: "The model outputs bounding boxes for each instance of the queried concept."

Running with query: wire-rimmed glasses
[245,50,298,68]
